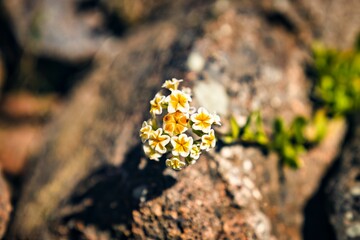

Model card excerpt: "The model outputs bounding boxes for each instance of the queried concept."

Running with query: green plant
[222,35,360,169]
[140,78,221,170]
[312,39,360,115]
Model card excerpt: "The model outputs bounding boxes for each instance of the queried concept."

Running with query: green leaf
[222,135,236,144]
[255,112,269,145]
[307,109,328,143]
[290,116,307,144]
[241,115,255,142]
[230,115,240,139]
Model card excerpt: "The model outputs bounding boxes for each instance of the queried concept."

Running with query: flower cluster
[140,78,221,170]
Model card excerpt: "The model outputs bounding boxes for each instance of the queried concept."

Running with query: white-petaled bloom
[189,106,196,114]
[166,157,186,171]
[139,121,153,142]
[162,78,183,91]
[149,128,170,154]
[163,111,188,135]
[200,129,216,151]
[191,107,214,133]
[212,112,222,126]
[190,144,201,160]
[143,144,162,161]
[171,134,193,157]
[166,90,192,113]
[150,93,165,115]
[181,87,192,98]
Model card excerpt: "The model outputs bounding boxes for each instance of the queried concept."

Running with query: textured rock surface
[328,114,360,240]
[1,0,358,239]
[0,52,4,94]
[0,171,11,238]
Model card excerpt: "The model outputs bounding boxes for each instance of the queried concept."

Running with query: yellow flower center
[163,111,188,135]
[171,134,193,157]
[194,112,212,129]
[149,129,170,153]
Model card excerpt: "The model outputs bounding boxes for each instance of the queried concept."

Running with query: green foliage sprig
[222,35,360,169]
[312,40,360,115]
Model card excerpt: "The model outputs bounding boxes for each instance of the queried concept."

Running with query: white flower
[191,107,214,133]
[143,144,162,161]
[171,134,193,157]
[190,144,201,160]
[150,93,165,115]
[163,111,188,135]
[166,157,186,170]
[181,87,192,98]
[149,128,170,154]
[212,112,221,126]
[166,90,192,113]
[200,129,216,151]
[139,121,153,142]
[162,78,183,91]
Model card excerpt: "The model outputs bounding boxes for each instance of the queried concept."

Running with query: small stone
[194,80,229,115]
[243,177,255,190]
[252,189,262,200]
[346,222,360,238]
[345,211,354,221]
[133,185,148,202]
[350,185,360,196]
[234,187,252,207]
[219,24,233,37]
[187,52,205,73]
[152,204,162,217]
[220,147,234,159]
[247,211,271,240]
[243,159,253,172]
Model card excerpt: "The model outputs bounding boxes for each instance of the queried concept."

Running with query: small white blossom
[166,90,192,113]
[212,112,222,126]
[171,134,193,157]
[200,129,216,151]
[150,93,165,115]
[149,128,170,154]
[162,78,183,91]
[166,157,186,170]
[181,87,192,98]
[139,121,153,142]
[191,107,214,133]
[190,144,201,160]
[143,144,162,161]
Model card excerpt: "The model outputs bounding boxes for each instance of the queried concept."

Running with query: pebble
[346,222,360,238]
[243,176,255,190]
[187,52,205,72]
[350,185,360,196]
[133,185,148,203]
[243,159,253,172]
[194,80,229,115]
[252,189,262,200]
[345,211,354,221]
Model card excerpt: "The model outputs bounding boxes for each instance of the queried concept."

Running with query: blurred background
[0,0,359,239]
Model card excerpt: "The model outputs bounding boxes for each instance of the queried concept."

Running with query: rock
[0,92,60,120]
[0,52,5,95]
[0,171,11,238]
[5,0,358,239]
[193,80,229,115]
[3,0,105,61]
[0,124,44,175]
[328,114,360,240]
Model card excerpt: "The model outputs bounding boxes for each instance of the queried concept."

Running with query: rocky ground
[0,0,359,239]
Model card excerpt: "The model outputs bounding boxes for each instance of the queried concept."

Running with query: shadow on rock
[58,143,176,239]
